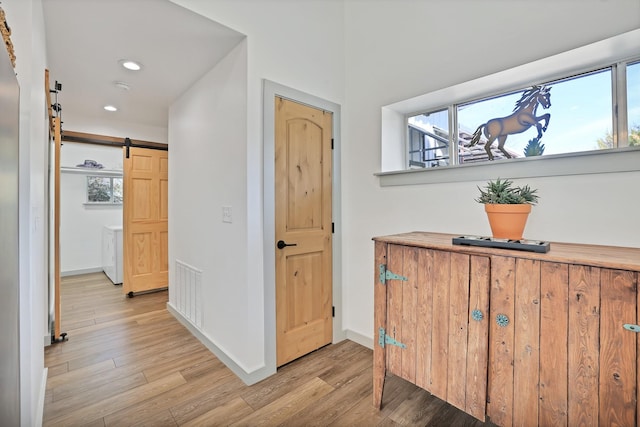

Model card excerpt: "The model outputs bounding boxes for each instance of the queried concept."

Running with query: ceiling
[42,0,245,130]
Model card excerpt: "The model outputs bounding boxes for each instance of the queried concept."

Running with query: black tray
[452,235,550,253]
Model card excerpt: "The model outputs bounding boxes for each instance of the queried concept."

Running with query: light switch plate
[222,206,232,223]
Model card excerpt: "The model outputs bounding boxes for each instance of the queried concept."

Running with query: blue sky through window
[458,69,615,157]
[628,61,640,137]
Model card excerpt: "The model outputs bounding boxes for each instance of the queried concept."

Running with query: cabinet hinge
[331,138,334,149]
[332,222,334,234]
[332,306,335,318]
[378,327,406,349]
[378,264,407,285]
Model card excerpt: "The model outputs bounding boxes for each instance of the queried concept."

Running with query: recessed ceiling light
[104,105,118,112]
[119,60,142,71]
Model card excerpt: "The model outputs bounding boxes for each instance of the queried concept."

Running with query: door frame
[263,80,344,372]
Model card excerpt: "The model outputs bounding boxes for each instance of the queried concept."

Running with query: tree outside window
[87,176,123,204]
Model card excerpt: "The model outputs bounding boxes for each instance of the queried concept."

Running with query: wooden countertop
[373,231,640,272]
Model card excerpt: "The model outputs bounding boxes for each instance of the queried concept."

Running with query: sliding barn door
[123,147,168,295]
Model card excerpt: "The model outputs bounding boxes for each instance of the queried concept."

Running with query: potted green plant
[476,178,539,240]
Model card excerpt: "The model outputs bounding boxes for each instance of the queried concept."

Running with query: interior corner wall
[59,142,123,275]
[342,1,640,342]
[60,114,169,144]
[169,40,253,372]
[169,0,346,382]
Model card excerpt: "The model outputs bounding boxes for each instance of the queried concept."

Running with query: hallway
[43,272,487,426]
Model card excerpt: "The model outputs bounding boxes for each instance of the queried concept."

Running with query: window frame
[85,175,123,205]
[378,29,640,186]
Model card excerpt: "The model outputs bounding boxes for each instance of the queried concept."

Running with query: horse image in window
[469,85,552,160]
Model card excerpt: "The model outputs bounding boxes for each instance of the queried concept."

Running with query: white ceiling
[43,0,245,129]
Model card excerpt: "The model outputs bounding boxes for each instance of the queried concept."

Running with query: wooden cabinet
[373,232,640,426]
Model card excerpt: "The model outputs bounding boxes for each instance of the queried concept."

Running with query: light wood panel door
[47,68,65,342]
[53,117,62,339]
[123,147,168,295]
[275,97,333,367]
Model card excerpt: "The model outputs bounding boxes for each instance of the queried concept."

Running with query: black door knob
[277,240,297,249]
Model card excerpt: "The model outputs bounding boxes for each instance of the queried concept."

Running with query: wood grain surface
[44,272,490,426]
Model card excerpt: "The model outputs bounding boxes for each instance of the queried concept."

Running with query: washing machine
[102,225,123,285]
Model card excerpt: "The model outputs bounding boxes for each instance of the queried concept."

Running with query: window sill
[62,167,123,177]
[376,147,640,187]
[83,203,123,208]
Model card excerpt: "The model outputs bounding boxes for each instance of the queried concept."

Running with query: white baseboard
[166,302,276,386]
[333,325,347,344]
[167,301,375,386]
[345,329,374,350]
[61,267,104,277]
[36,367,48,427]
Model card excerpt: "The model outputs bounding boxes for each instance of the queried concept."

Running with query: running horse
[469,85,552,160]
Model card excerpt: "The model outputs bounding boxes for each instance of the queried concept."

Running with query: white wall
[60,142,123,275]
[170,0,640,383]
[169,39,252,370]
[3,0,49,424]
[61,113,168,144]
[169,0,345,383]
[41,0,639,395]
[341,1,640,340]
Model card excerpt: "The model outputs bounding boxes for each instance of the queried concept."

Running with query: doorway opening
[52,131,168,342]
[263,80,344,372]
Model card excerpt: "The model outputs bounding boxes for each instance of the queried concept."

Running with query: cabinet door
[488,258,639,427]
[487,256,518,427]
[382,244,490,421]
[489,257,572,427]
[593,268,637,426]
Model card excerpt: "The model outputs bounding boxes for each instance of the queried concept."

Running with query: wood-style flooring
[43,272,490,426]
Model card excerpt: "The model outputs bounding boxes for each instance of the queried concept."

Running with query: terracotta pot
[484,204,532,240]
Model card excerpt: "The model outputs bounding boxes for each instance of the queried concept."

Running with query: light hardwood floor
[43,272,490,426]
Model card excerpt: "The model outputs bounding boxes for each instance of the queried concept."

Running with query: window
[408,63,635,169]
[627,61,640,146]
[408,109,450,168]
[87,176,123,204]
[378,30,640,186]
